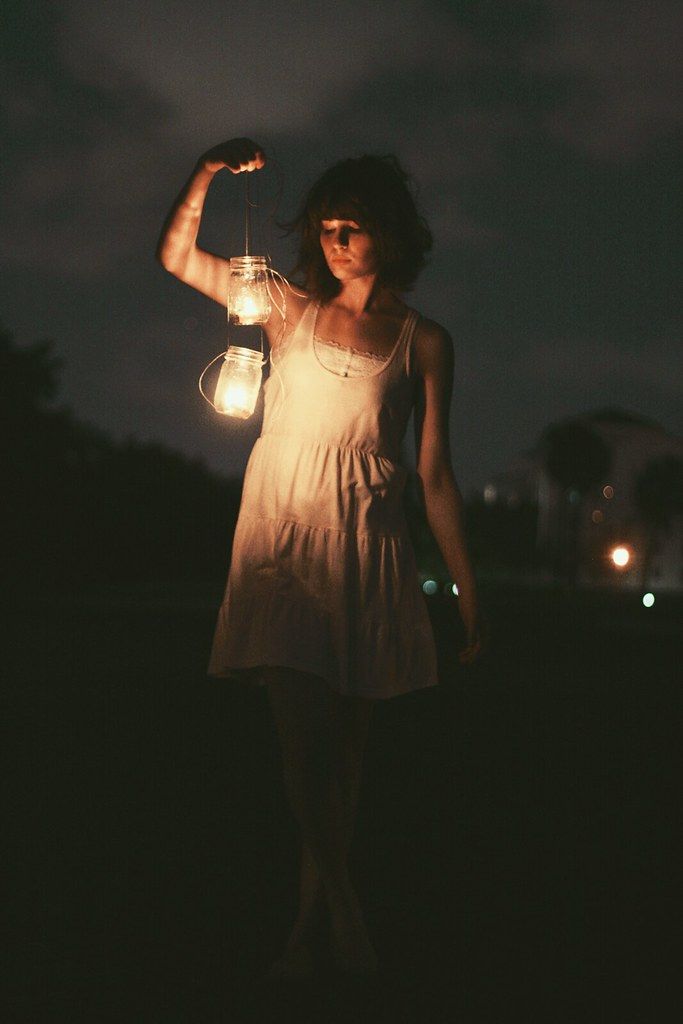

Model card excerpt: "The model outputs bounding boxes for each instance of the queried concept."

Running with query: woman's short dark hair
[286,154,433,301]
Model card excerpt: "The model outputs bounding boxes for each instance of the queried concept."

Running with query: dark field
[5,582,679,1023]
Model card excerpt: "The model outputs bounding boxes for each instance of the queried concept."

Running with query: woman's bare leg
[325,686,377,974]
[263,668,376,976]
[291,687,374,941]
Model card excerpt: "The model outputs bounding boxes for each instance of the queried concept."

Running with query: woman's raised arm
[155,138,266,305]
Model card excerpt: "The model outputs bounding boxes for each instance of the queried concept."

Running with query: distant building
[480,409,683,591]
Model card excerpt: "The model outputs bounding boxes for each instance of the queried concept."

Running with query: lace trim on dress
[313,335,389,364]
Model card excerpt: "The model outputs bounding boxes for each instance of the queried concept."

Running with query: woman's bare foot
[266,899,325,981]
[329,899,379,976]
[266,941,315,981]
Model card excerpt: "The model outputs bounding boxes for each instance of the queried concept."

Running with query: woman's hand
[199,138,266,175]
[457,598,487,666]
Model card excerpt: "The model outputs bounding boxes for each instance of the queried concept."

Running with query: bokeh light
[642,592,655,608]
[422,579,438,596]
[602,485,614,499]
[610,545,631,568]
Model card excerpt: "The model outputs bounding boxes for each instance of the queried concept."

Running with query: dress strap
[401,310,420,378]
[280,299,317,357]
[298,300,319,336]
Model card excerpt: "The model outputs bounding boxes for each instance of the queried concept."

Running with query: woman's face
[319,218,378,282]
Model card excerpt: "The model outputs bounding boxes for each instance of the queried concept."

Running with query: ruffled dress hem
[207,659,438,701]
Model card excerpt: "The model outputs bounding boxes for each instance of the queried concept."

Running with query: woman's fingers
[201,138,266,174]
[230,156,264,174]
[458,636,483,664]
[227,140,266,173]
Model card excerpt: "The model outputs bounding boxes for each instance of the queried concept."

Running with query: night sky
[2,0,680,492]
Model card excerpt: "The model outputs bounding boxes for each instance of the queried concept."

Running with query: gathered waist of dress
[257,430,400,466]
[243,431,410,536]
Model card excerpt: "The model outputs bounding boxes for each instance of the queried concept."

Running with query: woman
[157,138,483,980]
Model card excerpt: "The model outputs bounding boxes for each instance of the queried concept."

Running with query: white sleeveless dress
[208,300,439,699]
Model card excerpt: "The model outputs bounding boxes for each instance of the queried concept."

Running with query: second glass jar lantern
[214,345,266,418]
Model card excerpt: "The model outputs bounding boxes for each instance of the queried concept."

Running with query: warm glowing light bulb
[642,592,655,608]
[232,289,262,322]
[610,545,630,568]
[218,380,250,417]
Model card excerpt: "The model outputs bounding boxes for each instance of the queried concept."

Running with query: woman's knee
[332,695,374,762]
[265,667,335,769]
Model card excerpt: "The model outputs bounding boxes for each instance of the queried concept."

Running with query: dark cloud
[524,0,682,157]
[430,0,552,47]
[1,1,174,277]
[59,0,450,135]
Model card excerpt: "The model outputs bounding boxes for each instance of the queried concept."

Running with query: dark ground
[4,581,679,1023]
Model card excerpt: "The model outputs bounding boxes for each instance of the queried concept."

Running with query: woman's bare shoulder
[412,315,454,376]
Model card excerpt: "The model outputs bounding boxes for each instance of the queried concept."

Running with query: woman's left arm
[413,320,483,664]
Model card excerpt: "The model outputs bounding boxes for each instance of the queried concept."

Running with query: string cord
[198,350,227,407]
[244,173,250,256]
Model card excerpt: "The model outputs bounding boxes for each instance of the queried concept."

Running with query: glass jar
[214,345,265,418]
[227,256,272,325]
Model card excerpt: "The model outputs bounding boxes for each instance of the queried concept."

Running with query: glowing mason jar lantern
[214,346,265,418]
[228,256,271,325]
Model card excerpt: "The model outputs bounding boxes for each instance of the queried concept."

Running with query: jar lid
[225,345,266,363]
[229,255,268,270]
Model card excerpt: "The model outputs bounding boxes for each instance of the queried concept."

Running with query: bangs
[318,202,366,226]
[307,185,371,231]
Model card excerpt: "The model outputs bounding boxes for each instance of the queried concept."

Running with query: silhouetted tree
[634,455,683,586]
[1,326,104,583]
[542,420,612,582]
[2,325,241,590]
[465,496,540,572]
[0,326,61,412]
